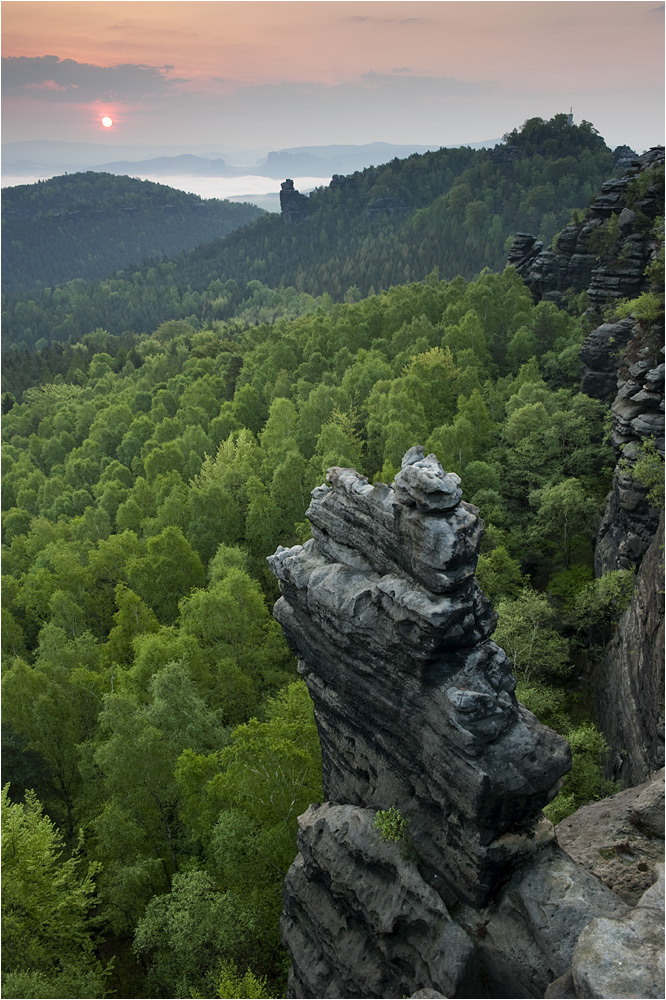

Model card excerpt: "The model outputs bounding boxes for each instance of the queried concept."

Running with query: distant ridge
[2,138,501,183]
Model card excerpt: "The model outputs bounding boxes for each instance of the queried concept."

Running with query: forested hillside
[2,172,263,295]
[2,116,614,355]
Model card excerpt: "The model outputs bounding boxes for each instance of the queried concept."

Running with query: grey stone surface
[571,866,665,999]
[269,448,571,908]
[282,803,475,999]
[596,513,665,785]
[556,769,665,904]
[457,844,628,998]
[579,319,634,402]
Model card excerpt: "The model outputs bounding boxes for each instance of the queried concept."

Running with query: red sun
[101,116,113,128]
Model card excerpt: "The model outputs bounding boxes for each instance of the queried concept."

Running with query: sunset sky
[2,1,664,153]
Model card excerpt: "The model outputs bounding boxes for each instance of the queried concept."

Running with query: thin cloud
[1,55,186,103]
[347,15,426,24]
[360,71,496,97]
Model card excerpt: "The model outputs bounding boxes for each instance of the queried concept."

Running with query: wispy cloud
[1,55,186,103]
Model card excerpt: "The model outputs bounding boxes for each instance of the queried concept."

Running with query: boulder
[571,867,665,999]
[556,769,665,904]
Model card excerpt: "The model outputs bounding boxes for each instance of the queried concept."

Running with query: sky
[2,1,664,154]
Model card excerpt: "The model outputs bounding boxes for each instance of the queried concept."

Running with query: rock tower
[268,449,656,998]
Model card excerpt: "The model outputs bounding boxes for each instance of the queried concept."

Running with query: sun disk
[101,116,113,128]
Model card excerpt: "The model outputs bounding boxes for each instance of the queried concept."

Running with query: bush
[544,722,620,825]
[373,806,410,844]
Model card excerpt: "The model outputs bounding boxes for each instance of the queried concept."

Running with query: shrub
[373,806,410,844]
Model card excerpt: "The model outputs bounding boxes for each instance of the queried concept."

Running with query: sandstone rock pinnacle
[268,448,571,908]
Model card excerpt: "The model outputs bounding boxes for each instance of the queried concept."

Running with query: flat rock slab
[556,769,665,904]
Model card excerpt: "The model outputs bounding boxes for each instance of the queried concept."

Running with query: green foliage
[571,569,636,647]
[494,588,571,682]
[2,172,263,297]
[211,960,273,999]
[544,723,620,825]
[476,546,525,605]
[373,805,410,844]
[620,439,665,508]
[133,869,253,999]
[1,786,109,998]
[614,291,664,323]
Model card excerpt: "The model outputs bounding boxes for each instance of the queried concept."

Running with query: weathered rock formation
[280,179,310,223]
[546,868,665,1000]
[366,197,408,221]
[595,513,665,785]
[269,449,571,910]
[592,342,664,575]
[268,449,662,998]
[507,146,664,308]
[556,768,665,905]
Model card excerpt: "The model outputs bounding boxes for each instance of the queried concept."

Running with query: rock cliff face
[593,346,664,576]
[507,147,664,308]
[268,449,661,999]
[280,179,310,223]
[596,512,665,785]
[508,148,664,788]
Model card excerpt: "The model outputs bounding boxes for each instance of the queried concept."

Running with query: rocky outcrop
[366,196,408,221]
[593,348,664,575]
[282,803,478,999]
[507,147,664,307]
[556,768,665,904]
[545,869,665,1000]
[268,449,658,998]
[280,179,310,223]
[569,871,664,1000]
[579,318,635,401]
[269,449,571,910]
[595,513,665,785]
[457,843,628,998]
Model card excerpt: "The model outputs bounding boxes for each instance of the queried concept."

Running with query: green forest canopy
[2,172,263,296]
[3,263,636,998]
